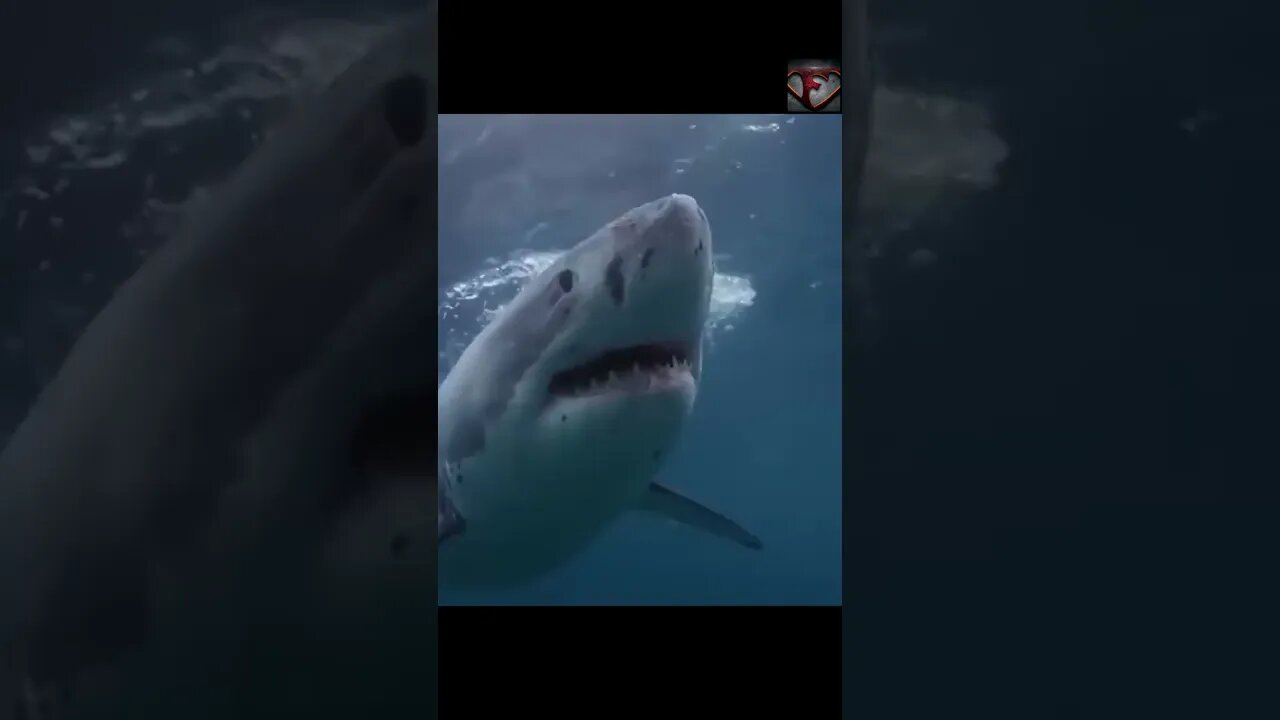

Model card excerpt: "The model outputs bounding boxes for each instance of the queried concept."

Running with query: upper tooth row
[576,359,690,389]
[619,358,689,375]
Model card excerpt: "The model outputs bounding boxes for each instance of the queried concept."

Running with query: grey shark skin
[438,193,762,589]
[0,9,438,718]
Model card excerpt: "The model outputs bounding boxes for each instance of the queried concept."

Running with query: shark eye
[557,269,575,293]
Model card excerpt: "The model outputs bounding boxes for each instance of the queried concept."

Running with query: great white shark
[0,9,439,719]
[437,193,762,588]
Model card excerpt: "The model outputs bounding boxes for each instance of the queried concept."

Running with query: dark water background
[855,1,1275,714]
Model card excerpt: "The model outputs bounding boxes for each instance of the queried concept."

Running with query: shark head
[437,193,715,584]
[518,193,712,419]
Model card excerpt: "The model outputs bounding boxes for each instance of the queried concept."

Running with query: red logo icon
[787,61,842,112]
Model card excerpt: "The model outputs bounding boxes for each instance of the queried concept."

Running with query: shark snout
[630,193,712,307]
[613,193,712,299]
[585,193,712,317]
[637,193,710,259]
[596,194,711,381]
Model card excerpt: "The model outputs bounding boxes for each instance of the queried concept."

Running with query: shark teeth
[548,342,693,397]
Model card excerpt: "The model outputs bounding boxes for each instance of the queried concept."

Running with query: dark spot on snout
[695,240,703,254]
[652,450,662,461]
[390,533,410,558]
[383,74,427,147]
[641,248,654,269]
[605,255,625,305]
[558,269,575,293]
[561,414,567,422]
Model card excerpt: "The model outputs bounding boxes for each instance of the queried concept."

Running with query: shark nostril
[382,74,427,147]
[605,255,625,305]
[641,248,654,269]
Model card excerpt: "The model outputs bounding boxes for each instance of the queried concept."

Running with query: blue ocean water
[438,114,843,605]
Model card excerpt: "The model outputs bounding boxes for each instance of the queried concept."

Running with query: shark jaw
[545,341,696,401]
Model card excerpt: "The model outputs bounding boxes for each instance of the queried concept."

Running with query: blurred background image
[2,4,423,438]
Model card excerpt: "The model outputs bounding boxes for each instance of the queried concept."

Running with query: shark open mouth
[548,342,692,398]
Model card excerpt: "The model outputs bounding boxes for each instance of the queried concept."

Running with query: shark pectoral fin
[639,483,763,551]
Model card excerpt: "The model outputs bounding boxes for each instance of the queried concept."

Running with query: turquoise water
[438,114,843,605]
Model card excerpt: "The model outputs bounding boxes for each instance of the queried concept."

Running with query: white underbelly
[438,386,692,588]
[439,441,655,588]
